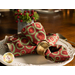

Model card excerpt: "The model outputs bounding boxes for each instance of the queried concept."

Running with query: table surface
[0,10,75,66]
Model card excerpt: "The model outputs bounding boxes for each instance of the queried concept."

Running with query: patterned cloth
[6,22,70,62]
[6,33,58,56]
[45,45,70,62]
[7,34,36,56]
[21,22,46,44]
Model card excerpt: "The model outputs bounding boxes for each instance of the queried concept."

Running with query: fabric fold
[45,45,70,62]
[6,22,70,62]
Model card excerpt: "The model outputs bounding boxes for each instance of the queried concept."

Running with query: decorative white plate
[0,36,75,66]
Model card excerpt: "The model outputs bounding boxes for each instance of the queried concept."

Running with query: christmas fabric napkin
[6,22,70,62]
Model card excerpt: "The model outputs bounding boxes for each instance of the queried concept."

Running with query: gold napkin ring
[36,40,50,56]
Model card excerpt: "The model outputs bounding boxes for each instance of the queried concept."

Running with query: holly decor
[14,9,39,23]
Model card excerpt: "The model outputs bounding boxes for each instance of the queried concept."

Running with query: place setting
[0,9,75,66]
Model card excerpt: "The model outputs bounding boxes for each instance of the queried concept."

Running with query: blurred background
[0,9,75,40]
[0,9,75,19]
[0,9,75,37]
[0,9,75,16]
[0,9,75,15]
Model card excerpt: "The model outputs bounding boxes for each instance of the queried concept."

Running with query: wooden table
[0,10,75,66]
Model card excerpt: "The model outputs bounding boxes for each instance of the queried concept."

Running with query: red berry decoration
[15,13,17,16]
[34,20,36,22]
[24,11,26,13]
[17,16,20,18]
[27,10,30,13]
[32,17,35,20]
[20,13,22,15]
[29,14,31,17]
[16,20,18,23]
[20,20,23,22]
[31,14,33,16]
[23,13,26,16]
[14,9,39,23]
[31,10,34,13]
[17,9,19,12]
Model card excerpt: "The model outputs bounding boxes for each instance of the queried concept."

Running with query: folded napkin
[45,45,70,62]
[21,22,46,44]
[6,34,36,56]
[6,22,70,62]
[6,33,58,56]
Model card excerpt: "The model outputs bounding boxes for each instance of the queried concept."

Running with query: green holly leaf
[14,10,39,23]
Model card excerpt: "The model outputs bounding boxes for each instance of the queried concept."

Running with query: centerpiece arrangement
[14,9,39,32]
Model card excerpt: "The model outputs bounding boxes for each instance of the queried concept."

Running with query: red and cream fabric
[45,45,70,62]
[6,33,58,57]
[46,33,59,46]
[21,22,47,44]
[6,34,36,56]
[6,22,70,62]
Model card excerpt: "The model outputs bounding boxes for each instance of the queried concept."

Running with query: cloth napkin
[6,33,58,56]
[6,22,70,62]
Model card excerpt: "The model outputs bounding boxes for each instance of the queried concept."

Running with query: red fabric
[7,34,36,56]
[21,22,46,44]
[6,22,70,62]
[45,45,70,62]
[7,33,58,57]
